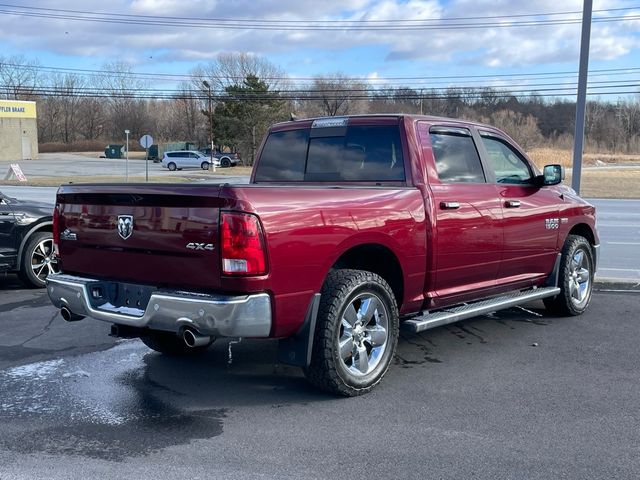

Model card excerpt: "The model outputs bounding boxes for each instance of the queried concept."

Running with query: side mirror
[537,164,563,186]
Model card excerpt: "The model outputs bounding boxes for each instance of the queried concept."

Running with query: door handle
[505,200,521,208]
[440,201,460,210]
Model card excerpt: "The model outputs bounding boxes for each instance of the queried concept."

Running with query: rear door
[419,124,503,303]
[477,131,560,282]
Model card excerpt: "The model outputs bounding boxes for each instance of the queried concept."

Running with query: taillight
[220,212,267,276]
[52,205,60,256]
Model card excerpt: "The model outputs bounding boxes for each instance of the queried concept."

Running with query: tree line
[1,54,639,163]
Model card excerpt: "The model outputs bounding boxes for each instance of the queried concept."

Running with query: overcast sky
[0,0,639,94]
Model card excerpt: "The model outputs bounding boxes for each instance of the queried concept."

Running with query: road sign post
[124,130,130,182]
[139,135,154,182]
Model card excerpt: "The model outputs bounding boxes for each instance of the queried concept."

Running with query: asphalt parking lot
[0,273,639,479]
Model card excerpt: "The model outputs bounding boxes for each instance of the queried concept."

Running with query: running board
[402,287,560,333]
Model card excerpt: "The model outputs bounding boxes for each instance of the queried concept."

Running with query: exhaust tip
[60,306,85,322]
[182,328,212,348]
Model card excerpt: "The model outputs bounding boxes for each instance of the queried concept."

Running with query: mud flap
[277,293,320,368]
[545,253,562,288]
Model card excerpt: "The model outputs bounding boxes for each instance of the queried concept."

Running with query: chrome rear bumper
[46,273,272,337]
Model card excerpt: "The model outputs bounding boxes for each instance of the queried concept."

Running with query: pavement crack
[19,310,60,347]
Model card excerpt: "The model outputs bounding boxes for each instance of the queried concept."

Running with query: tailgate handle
[505,200,521,208]
[440,201,460,210]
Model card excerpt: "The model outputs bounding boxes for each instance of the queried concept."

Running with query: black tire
[221,158,231,168]
[167,162,177,171]
[544,234,594,316]
[304,269,399,396]
[140,330,213,356]
[200,161,210,170]
[18,231,59,288]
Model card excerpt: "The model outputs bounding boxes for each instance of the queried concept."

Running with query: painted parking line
[597,223,640,228]
[598,267,640,274]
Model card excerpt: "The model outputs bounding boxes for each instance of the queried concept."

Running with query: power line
[3,61,640,84]
[2,85,637,101]
[4,77,638,95]
[0,5,638,31]
[0,3,638,25]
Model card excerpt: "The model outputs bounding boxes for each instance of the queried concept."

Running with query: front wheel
[221,158,231,168]
[201,161,210,170]
[18,232,59,288]
[544,234,594,316]
[305,269,399,396]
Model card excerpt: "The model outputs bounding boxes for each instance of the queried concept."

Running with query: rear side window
[255,125,405,182]
[429,128,485,183]
[255,129,309,181]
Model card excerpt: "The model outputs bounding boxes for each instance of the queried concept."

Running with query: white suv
[161,151,220,171]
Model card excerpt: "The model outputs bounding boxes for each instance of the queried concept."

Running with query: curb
[594,277,640,291]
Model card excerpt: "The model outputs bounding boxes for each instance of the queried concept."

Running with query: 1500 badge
[545,218,559,229]
[186,243,215,251]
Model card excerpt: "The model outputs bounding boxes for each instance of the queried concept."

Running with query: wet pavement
[0,279,639,479]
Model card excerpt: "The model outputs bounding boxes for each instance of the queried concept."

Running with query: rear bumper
[46,273,272,337]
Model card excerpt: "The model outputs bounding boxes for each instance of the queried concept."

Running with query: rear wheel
[200,161,210,170]
[544,234,594,316]
[18,232,59,288]
[167,162,177,171]
[140,330,213,356]
[305,269,399,396]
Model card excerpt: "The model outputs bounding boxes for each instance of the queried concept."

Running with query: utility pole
[124,129,130,183]
[202,80,213,170]
[571,0,592,194]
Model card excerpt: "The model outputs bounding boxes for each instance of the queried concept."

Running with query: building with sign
[0,99,38,161]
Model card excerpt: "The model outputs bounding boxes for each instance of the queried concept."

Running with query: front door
[477,131,560,282]
[0,194,17,256]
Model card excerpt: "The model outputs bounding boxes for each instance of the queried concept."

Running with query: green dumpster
[104,144,124,159]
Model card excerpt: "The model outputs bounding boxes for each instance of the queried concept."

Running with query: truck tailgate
[55,184,226,291]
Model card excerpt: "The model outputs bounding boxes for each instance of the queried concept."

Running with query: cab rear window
[254,125,405,182]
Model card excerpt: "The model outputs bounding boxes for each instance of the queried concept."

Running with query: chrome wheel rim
[338,293,389,377]
[31,238,58,282]
[569,248,591,307]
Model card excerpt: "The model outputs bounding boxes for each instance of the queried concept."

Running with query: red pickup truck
[47,115,598,396]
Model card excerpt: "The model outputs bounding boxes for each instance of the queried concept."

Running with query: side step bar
[402,287,560,333]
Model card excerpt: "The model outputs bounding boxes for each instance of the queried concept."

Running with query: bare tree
[301,73,368,117]
[192,53,289,92]
[483,110,544,149]
[95,61,151,138]
[0,55,40,100]
[55,73,85,143]
[77,96,105,140]
[191,54,289,157]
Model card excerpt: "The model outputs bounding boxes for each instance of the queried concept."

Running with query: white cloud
[0,0,637,71]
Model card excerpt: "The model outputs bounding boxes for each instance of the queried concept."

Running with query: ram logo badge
[186,242,215,251]
[117,215,134,240]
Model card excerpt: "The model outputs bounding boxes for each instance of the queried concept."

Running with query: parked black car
[0,190,58,288]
